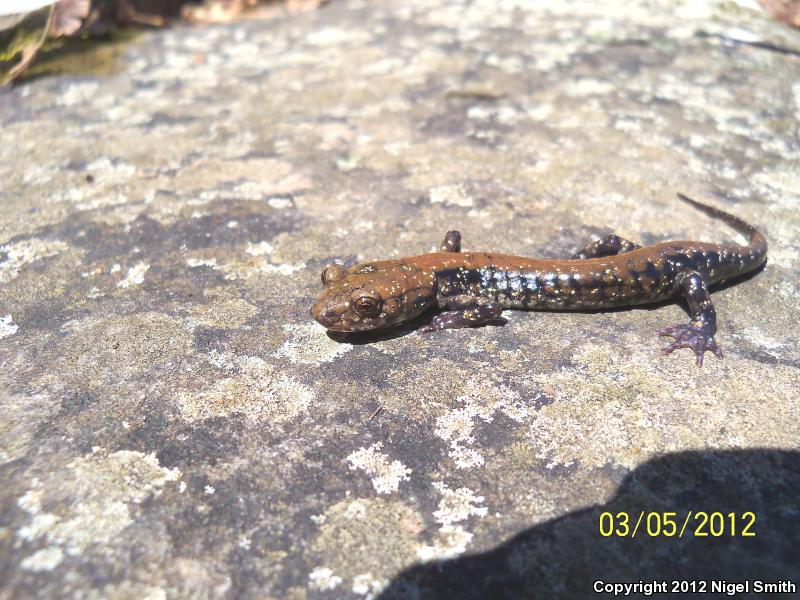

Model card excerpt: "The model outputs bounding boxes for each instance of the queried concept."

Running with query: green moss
[0,23,46,64]
[716,1,763,20]
[1,22,142,84]
[18,28,142,81]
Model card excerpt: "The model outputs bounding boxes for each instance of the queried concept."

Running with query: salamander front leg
[440,230,461,253]
[657,270,722,367]
[572,234,640,259]
[419,295,503,333]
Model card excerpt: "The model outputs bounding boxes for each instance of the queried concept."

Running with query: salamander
[311,194,767,366]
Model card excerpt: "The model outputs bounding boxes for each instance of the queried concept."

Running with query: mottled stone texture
[1,1,799,598]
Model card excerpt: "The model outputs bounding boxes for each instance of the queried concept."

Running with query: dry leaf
[51,0,90,36]
[181,0,259,24]
[286,0,327,12]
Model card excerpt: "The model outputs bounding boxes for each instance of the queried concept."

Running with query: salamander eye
[351,292,381,318]
[322,264,346,286]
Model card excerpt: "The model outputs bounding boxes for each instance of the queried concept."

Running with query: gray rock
[1,1,799,598]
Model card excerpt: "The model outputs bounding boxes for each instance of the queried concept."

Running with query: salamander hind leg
[572,234,640,259]
[419,295,503,333]
[657,270,722,367]
[440,230,462,253]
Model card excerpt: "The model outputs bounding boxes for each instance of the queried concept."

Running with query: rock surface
[2,1,799,598]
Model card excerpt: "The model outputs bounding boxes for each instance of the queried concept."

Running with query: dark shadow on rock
[326,311,507,345]
[326,322,424,345]
[379,449,800,600]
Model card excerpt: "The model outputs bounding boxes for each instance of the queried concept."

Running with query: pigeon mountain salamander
[311,194,767,366]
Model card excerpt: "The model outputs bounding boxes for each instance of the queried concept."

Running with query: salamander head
[311,261,435,332]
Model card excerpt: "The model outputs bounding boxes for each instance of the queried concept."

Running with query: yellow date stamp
[598,511,756,538]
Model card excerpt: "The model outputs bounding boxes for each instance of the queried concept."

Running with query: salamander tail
[676,193,767,257]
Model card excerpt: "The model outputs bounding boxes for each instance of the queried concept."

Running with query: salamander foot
[440,230,462,253]
[657,323,723,367]
[571,234,640,259]
[419,303,503,333]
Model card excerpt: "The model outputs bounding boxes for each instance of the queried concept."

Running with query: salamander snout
[310,299,349,331]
